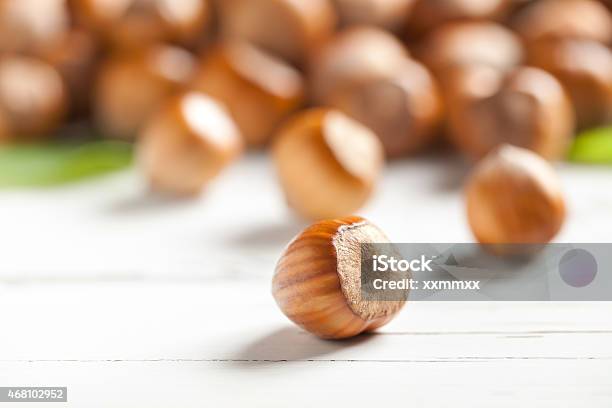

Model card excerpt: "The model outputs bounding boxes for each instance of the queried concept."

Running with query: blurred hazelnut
[216,0,337,65]
[95,45,196,140]
[447,66,575,161]
[39,29,100,118]
[407,0,511,36]
[466,145,566,250]
[138,92,243,195]
[0,55,67,140]
[511,0,612,45]
[192,42,304,147]
[527,38,612,129]
[272,108,384,220]
[418,21,524,75]
[273,216,404,339]
[331,0,416,31]
[328,57,443,157]
[310,26,408,104]
[73,0,211,48]
[0,0,69,54]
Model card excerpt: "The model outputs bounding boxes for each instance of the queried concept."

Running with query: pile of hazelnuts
[3,0,610,339]
[1,0,609,222]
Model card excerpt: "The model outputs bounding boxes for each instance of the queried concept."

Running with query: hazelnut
[310,26,408,105]
[138,92,243,195]
[272,108,384,220]
[511,0,612,45]
[327,57,443,157]
[73,0,211,48]
[447,66,575,161]
[273,216,405,339]
[0,0,69,54]
[407,0,511,36]
[417,21,524,75]
[0,55,66,141]
[331,0,416,31]
[216,0,337,66]
[95,45,196,140]
[192,42,305,147]
[466,145,566,250]
[527,38,612,129]
[39,29,100,118]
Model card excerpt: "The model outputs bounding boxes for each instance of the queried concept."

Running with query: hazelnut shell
[466,145,566,248]
[138,92,243,195]
[273,216,405,339]
[272,108,384,220]
[95,45,196,140]
[192,42,305,147]
[216,0,337,66]
[447,66,575,161]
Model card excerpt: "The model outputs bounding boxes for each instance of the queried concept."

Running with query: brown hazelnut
[192,42,305,147]
[272,108,384,220]
[310,26,408,104]
[331,0,416,31]
[73,0,211,48]
[94,45,196,140]
[273,216,405,339]
[0,55,67,141]
[511,0,612,45]
[407,0,511,36]
[39,29,100,118]
[138,92,244,196]
[216,0,337,66]
[0,0,69,54]
[527,38,612,129]
[417,21,524,75]
[447,66,575,161]
[466,145,566,249]
[327,57,443,157]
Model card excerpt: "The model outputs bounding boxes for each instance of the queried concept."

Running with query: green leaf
[0,141,133,187]
[569,126,612,164]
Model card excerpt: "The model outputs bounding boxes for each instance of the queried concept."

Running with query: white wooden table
[0,154,610,407]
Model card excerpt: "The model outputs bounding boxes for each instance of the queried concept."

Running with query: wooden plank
[0,155,610,281]
[0,283,610,362]
[0,360,610,407]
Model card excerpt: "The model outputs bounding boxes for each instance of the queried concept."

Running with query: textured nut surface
[193,42,304,147]
[466,145,566,247]
[138,92,243,195]
[273,216,405,339]
[273,109,384,220]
